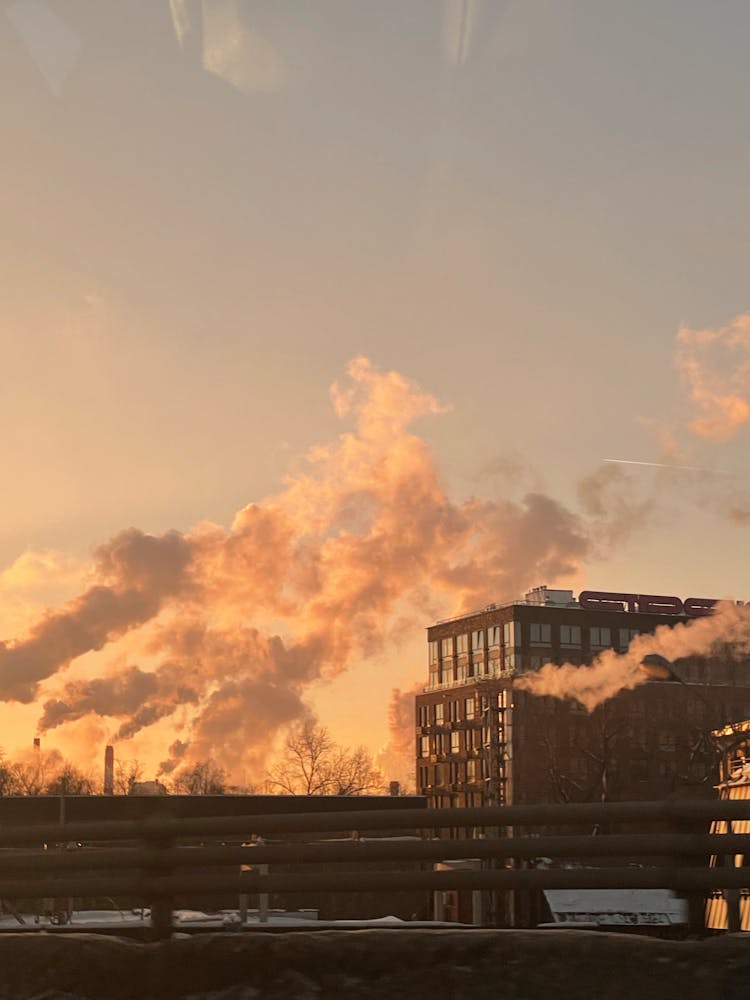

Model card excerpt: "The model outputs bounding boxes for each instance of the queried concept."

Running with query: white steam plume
[515,601,750,711]
[0,357,651,780]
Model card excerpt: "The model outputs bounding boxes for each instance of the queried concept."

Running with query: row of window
[430,625,643,663]
[429,626,508,663]
[418,727,489,757]
[417,761,485,787]
[417,698,478,727]
[425,652,588,687]
[418,693,510,728]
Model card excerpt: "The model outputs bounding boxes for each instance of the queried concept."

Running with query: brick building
[416,586,750,818]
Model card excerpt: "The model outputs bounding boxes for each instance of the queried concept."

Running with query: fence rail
[0,798,747,936]
[3,796,750,846]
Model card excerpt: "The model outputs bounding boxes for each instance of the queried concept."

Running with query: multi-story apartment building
[416,586,750,816]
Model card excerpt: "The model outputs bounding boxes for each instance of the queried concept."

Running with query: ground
[0,929,748,1000]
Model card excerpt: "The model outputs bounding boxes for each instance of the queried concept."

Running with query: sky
[1,0,750,786]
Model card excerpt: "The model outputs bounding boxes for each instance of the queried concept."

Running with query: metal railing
[1,798,750,936]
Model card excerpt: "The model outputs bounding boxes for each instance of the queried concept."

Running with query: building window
[502,622,516,648]
[417,705,429,727]
[503,652,517,671]
[465,697,475,720]
[530,623,551,645]
[618,628,639,651]
[435,703,444,724]
[438,660,452,684]
[560,624,581,646]
[450,731,460,753]
[590,626,611,649]
[489,626,501,647]
[441,638,453,657]
[456,634,468,654]
[529,654,547,670]
[419,736,430,757]
[629,756,649,783]
[467,759,478,781]
[658,731,677,752]
[471,630,484,651]
[429,640,438,664]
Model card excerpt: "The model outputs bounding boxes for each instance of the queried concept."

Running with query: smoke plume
[577,463,654,548]
[1,357,650,779]
[0,529,191,702]
[515,601,750,711]
[377,683,422,791]
[675,312,750,442]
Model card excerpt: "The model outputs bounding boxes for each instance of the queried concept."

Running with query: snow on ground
[0,909,465,931]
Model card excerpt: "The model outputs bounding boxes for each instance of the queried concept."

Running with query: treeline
[0,722,396,798]
[0,750,228,796]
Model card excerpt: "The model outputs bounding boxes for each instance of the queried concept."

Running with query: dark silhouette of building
[416,586,750,819]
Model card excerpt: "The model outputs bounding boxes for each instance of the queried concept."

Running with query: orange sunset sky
[1,1,750,785]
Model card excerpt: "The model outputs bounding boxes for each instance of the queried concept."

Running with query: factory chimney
[104,745,114,795]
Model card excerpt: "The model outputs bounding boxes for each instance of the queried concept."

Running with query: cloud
[0,549,83,595]
[577,463,654,549]
[727,505,750,526]
[675,312,750,443]
[473,451,534,487]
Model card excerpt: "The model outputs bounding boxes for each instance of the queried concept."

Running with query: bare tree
[46,763,95,796]
[326,744,383,795]
[9,749,63,795]
[266,720,383,795]
[172,760,227,795]
[0,752,18,797]
[114,758,145,795]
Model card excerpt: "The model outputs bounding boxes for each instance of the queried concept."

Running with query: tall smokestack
[104,745,114,795]
[33,737,40,751]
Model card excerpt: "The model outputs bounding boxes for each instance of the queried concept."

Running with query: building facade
[416,586,750,818]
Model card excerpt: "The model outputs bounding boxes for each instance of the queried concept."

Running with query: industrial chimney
[104,745,114,795]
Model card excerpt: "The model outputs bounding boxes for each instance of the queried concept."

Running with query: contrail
[604,458,712,474]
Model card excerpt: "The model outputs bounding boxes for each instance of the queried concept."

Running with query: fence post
[671,809,706,935]
[143,819,174,941]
